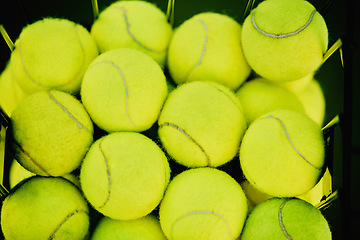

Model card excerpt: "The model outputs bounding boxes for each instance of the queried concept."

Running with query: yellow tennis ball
[294,79,326,126]
[276,72,314,93]
[11,90,94,176]
[241,198,332,240]
[240,180,272,212]
[167,12,251,90]
[10,18,98,94]
[240,109,325,197]
[9,159,80,189]
[92,215,167,240]
[1,176,90,240]
[80,132,170,220]
[235,78,306,124]
[159,168,248,240]
[158,81,247,168]
[81,48,167,132]
[241,0,328,82]
[0,62,28,117]
[91,0,172,66]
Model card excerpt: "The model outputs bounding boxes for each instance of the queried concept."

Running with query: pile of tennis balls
[0,0,333,239]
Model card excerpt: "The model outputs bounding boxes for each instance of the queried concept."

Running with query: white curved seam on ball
[265,114,321,170]
[118,6,162,53]
[48,209,88,240]
[278,199,293,240]
[91,60,136,127]
[98,140,112,209]
[159,122,210,166]
[19,40,47,87]
[13,140,50,176]
[47,91,91,133]
[170,211,235,240]
[207,83,243,113]
[252,9,316,39]
[185,19,208,81]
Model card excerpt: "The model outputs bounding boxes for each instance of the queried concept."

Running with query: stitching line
[119,6,161,53]
[159,122,210,166]
[171,211,234,239]
[278,199,293,240]
[265,114,321,170]
[98,139,112,209]
[252,10,316,38]
[186,19,209,80]
[48,92,91,133]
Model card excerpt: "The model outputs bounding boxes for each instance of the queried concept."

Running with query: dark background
[0,0,359,239]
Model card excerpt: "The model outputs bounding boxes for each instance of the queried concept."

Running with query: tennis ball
[9,159,80,189]
[0,62,28,117]
[11,90,93,176]
[241,198,332,240]
[158,81,247,168]
[159,168,248,240]
[240,180,272,212]
[10,18,98,94]
[91,0,172,66]
[80,132,170,220]
[294,79,326,126]
[241,173,328,212]
[241,0,328,82]
[92,215,167,240]
[276,73,314,93]
[1,176,90,240]
[167,12,251,90]
[235,78,306,124]
[81,48,167,132]
[240,109,325,197]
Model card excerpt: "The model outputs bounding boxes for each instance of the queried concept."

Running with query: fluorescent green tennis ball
[167,12,251,90]
[294,79,326,126]
[241,0,328,82]
[235,78,306,124]
[10,18,98,94]
[240,109,325,197]
[1,176,90,240]
[81,48,167,132]
[91,0,172,66]
[92,215,167,240]
[159,168,248,240]
[80,132,170,220]
[276,73,314,93]
[158,81,247,167]
[0,62,28,117]
[11,90,93,176]
[9,159,80,189]
[241,198,332,240]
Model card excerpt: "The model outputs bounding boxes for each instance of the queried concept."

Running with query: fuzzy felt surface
[158,81,247,167]
[236,78,306,124]
[80,132,170,220]
[92,215,167,240]
[1,176,89,240]
[81,48,168,132]
[239,109,325,197]
[10,18,98,94]
[159,168,248,240]
[241,0,328,82]
[11,90,93,176]
[167,12,251,90]
[0,62,28,117]
[241,197,332,240]
[91,0,172,66]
